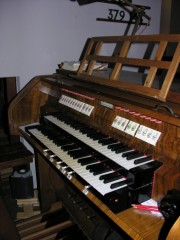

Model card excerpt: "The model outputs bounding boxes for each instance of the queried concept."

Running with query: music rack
[73,34,180,103]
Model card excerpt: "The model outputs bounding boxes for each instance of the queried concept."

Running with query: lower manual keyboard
[26,127,129,196]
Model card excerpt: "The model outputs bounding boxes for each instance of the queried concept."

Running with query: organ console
[8,34,180,239]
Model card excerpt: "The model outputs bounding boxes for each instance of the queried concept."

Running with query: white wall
[0,0,162,90]
[0,0,162,187]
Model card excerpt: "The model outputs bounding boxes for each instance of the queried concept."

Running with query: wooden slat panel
[144,41,168,87]
[86,41,103,75]
[110,40,131,80]
[159,42,180,100]
[91,34,180,43]
[86,55,170,69]
[77,34,180,101]
[78,39,94,74]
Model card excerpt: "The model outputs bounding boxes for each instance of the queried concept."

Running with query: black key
[91,132,108,141]
[69,149,91,159]
[134,156,152,165]
[106,139,119,147]
[107,142,119,149]
[116,168,128,176]
[115,147,132,154]
[122,150,137,158]
[104,174,123,183]
[80,127,96,134]
[61,144,79,151]
[49,134,66,141]
[73,123,85,130]
[86,131,100,138]
[93,166,111,176]
[127,152,144,160]
[53,138,73,146]
[78,157,99,165]
[103,160,121,170]
[110,179,127,189]
[67,148,82,157]
[89,160,119,175]
[86,161,108,171]
[100,172,123,183]
[110,178,133,189]
[94,153,108,161]
[108,143,125,151]
[99,171,116,180]
[87,163,104,171]
[98,138,116,145]
[122,150,144,160]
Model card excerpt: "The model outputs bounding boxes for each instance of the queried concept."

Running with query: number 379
[108,9,125,21]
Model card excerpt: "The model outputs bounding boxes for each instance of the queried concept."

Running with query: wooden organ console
[8,34,180,239]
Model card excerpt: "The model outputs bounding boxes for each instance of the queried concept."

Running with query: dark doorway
[0,77,17,144]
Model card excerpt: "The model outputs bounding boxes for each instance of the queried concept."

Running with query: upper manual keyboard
[44,114,153,170]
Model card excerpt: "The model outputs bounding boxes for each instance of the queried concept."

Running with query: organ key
[25,112,162,213]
